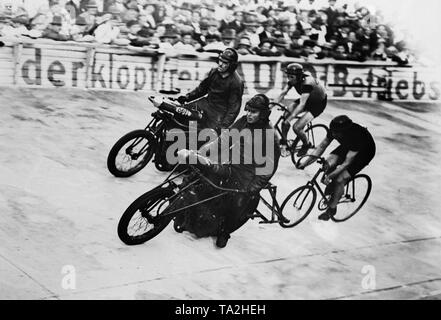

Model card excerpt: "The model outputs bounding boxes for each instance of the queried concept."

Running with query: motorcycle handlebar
[148,96,202,120]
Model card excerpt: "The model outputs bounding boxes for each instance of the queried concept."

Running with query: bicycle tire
[291,124,329,165]
[280,185,317,228]
[330,174,372,223]
[117,187,175,245]
[107,129,156,177]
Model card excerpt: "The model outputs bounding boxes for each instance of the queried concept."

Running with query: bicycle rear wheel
[280,185,317,228]
[107,129,156,177]
[291,124,329,165]
[117,187,175,245]
[330,174,372,223]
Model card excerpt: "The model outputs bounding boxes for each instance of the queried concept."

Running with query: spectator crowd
[0,0,411,64]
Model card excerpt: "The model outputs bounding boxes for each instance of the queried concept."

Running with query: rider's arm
[286,93,309,121]
[221,80,244,128]
[276,84,291,104]
[185,68,215,102]
[327,150,358,180]
[299,135,332,168]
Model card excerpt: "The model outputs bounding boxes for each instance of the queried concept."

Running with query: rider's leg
[281,120,291,145]
[318,170,351,221]
[328,170,352,210]
[294,112,314,156]
[324,154,339,174]
[322,154,339,193]
[293,112,314,145]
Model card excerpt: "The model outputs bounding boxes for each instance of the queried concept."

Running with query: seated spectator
[221,28,236,48]
[121,2,139,23]
[153,3,167,25]
[93,13,120,44]
[70,16,94,42]
[221,10,244,34]
[205,19,222,42]
[236,35,255,55]
[332,43,349,60]
[0,0,30,26]
[255,38,281,57]
[48,0,73,35]
[278,0,298,26]
[273,31,290,56]
[124,19,150,47]
[202,32,225,54]
[278,18,294,42]
[284,30,303,57]
[78,0,99,34]
[174,30,199,55]
[42,15,70,41]
[159,27,179,51]
[371,38,387,61]
[65,0,79,20]
[138,4,156,29]
[113,0,128,15]
[29,6,51,32]
[316,42,333,59]
[259,17,276,44]
[299,0,320,12]
[238,12,260,49]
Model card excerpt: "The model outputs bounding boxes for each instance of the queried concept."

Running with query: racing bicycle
[281,155,372,227]
[117,159,305,246]
[269,102,329,166]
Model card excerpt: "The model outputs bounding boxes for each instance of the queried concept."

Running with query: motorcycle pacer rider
[177,48,245,132]
[178,94,280,248]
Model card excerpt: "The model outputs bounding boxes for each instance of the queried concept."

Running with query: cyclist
[178,94,280,248]
[276,63,327,157]
[297,115,376,221]
[177,48,244,131]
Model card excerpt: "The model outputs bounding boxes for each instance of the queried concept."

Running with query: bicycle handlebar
[189,165,247,194]
[148,96,202,121]
[269,102,289,113]
[297,155,327,170]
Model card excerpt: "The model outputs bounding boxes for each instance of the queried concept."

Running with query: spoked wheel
[107,130,156,177]
[330,174,372,223]
[317,196,330,211]
[291,124,329,165]
[117,187,175,245]
[280,185,317,228]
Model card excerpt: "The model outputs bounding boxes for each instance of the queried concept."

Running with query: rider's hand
[177,149,191,163]
[296,163,306,170]
[321,174,331,185]
[322,160,330,172]
[296,158,308,170]
[177,96,187,105]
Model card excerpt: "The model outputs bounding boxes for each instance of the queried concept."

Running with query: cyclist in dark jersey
[276,63,327,157]
[297,115,376,221]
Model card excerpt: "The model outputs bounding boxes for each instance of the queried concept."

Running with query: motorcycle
[107,94,205,177]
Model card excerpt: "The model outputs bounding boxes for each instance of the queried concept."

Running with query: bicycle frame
[149,165,288,225]
[250,183,288,224]
[297,156,361,209]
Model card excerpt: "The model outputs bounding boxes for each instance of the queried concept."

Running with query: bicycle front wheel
[330,174,372,223]
[291,124,329,165]
[117,187,175,245]
[107,129,156,177]
[280,185,317,228]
